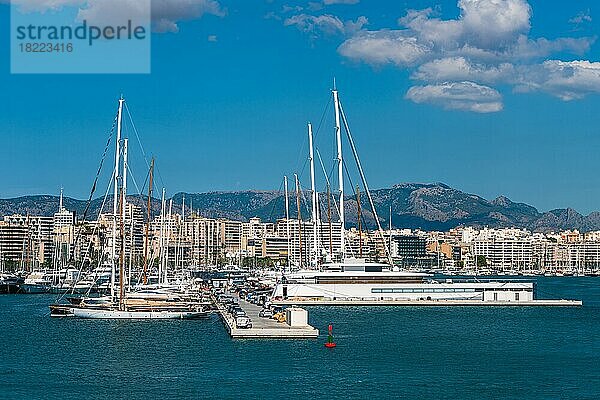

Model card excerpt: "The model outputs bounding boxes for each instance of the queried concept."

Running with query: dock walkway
[214,295,319,339]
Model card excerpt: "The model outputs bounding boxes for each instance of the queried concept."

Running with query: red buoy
[324,323,336,348]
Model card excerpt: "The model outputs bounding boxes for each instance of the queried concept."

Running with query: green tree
[477,255,487,268]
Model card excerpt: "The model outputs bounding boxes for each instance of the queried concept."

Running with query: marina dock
[214,295,319,339]
[273,299,583,307]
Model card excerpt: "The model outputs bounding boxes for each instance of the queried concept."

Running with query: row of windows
[371,287,533,294]
[371,288,477,294]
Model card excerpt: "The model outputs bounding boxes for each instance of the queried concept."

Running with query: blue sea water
[0,277,599,399]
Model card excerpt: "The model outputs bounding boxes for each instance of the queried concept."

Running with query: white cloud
[413,57,515,83]
[508,35,593,60]
[7,0,85,13]
[459,0,531,49]
[150,0,225,33]
[336,0,598,111]
[339,30,430,66]
[323,0,359,4]
[406,81,503,113]
[569,11,592,25]
[207,34,217,42]
[515,60,600,101]
[284,14,367,37]
[8,0,225,33]
[77,0,149,28]
[398,8,463,48]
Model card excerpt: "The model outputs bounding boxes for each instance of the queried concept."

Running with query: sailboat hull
[71,308,206,319]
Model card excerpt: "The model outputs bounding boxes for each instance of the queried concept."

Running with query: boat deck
[214,295,319,339]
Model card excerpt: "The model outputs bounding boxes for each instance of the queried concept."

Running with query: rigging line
[152,158,168,194]
[316,148,341,221]
[293,94,332,178]
[68,111,118,264]
[124,101,151,171]
[342,158,373,245]
[136,166,151,213]
[312,95,332,142]
[268,178,285,222]
[297,181,311,218]
[124,98,167,191]
[339,99,391,263]
[126,165,145,199]
[342,158,376,259]
[293,129,310,176]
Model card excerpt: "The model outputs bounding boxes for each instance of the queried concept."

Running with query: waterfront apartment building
[0,215,56,268]
[98,203,145,265]
[240,218,344,266]
[472,237,534,270]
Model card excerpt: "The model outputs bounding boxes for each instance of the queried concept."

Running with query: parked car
[259,308,273,318]
[235,316,252,329]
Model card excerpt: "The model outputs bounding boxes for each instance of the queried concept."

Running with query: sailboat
[50,97,206,319]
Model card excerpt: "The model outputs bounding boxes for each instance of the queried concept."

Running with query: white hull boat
[71,308,206,319]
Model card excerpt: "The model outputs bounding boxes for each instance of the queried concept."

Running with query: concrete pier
[273,299,583,307]
[214,295,319,339]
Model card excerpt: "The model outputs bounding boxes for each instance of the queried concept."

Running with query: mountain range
[1,183,599,232]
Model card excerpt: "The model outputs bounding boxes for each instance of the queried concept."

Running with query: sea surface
[1,277,599,400]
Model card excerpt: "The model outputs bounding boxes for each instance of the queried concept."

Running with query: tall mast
[294,174,303,269]
[111,96,124,299]
[165,199,172,284]
[327,183,332,257]
[142,158,154,285]
[180,195,185,272]
[122,138,128,290]
[308,122,319,268]
[357,185,362,259]
[129,204,134,288]
[118,186,125,310]
[389,205,393,258]
[159,188,166,282]
[117,138,128,310]
[284,176,291,269]
[332,83,344,260]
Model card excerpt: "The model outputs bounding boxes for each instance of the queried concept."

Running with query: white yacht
[270,86,559,305]
[272,258,535,303]
[21,271,52,294]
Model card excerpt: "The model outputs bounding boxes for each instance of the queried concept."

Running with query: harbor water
[1,277,599,399]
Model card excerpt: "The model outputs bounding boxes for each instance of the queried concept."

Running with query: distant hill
[2,183,600,232]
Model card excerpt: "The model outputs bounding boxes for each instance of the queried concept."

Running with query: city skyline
[2,0,600,214]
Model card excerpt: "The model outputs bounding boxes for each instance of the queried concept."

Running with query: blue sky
[1,0,600,214]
